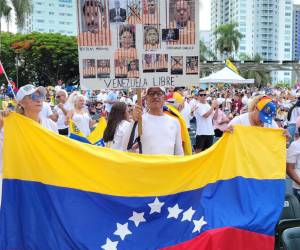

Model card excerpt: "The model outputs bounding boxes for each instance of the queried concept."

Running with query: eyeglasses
[147,91,164,97]
[56,95,62,99]
[29,92,45,101]
[199,94,207,97]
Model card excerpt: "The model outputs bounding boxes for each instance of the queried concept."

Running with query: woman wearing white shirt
[0,84,58,207]
[66,95,96,137]
[103,102,130,150]
[228,95,278,129]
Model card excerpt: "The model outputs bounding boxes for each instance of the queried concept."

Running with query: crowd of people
[1,83,300,204]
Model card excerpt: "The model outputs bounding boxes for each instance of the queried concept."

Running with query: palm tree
[3,4,11,32]
[214,23,244,59]
[199,40,216,61]
[11,0,32,30]
[239,53,271,87]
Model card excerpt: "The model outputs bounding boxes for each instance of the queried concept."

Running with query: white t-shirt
[109,120,130,151]
[72,111,91,137]
[122,113,184,155]
[228,112,278,128]
[287,140,300,189]
[194,103,214,135]
[289,107,300,124]
[180,101,192,129]
[54,103,71,130]
[39,102,53,119]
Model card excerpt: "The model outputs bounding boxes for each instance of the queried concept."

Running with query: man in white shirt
[287,118,300,203]
[122,87,184,156]
[53,89,71,135]
[39,101,57,122]
[191,89,218,153]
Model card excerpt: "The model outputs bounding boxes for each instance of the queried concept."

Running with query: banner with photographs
[77,0,199,90]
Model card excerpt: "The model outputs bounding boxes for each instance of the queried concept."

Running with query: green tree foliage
[238,53,271,87]
[199,40,216,61]
[0,32,79,87]
[214,23,244,59]
[11,0,32,29]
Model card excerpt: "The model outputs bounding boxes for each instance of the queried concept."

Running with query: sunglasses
[199,94,207,97]
[56,95,63,98]
[29,92,45,101]
[147,91,164,97]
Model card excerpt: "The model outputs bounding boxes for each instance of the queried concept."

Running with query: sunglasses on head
[29,92,45,101]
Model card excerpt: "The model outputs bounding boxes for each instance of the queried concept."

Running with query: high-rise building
[22,0,77,36]
[293,4,300,60]
[210,0,293,84]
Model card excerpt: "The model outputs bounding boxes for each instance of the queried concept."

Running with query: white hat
[146,87,166,94]
[16,84,46,102]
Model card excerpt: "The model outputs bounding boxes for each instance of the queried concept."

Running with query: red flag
[0,62,4,75]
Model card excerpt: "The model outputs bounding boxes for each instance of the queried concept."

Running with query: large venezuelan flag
[0,113,286,250]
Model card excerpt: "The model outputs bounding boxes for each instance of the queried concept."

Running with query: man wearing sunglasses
[191,89,218,153]
[122,87,184,155]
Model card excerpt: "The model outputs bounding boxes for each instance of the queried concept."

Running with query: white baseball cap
[146,87,166,94]
[16,84,46,102]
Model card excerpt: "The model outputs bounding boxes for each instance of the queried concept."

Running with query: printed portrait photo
[168,0,195,45]
[109,0,127,23]
[119,25,136,49]
[162,29,179,42]
[142,0,160,24]
[127,59,140,78]
[83,59,96,78]
[97,60,111,78]
[155,54,168,72]
[144,25,160,49]
[78,0,112,46]
[143,54,156,73]
[127,0,142,24]
[171,56,183,75]
[186,56,198,75]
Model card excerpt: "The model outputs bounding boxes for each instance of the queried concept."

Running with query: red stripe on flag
[0,63,4,75]
[162,227,274,250]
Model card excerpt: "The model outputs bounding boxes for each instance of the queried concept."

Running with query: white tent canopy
[199,67,255,84]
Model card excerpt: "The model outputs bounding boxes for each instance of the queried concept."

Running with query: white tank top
[72,111,91,137]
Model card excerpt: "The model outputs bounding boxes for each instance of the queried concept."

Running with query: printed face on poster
[77,0,199,90]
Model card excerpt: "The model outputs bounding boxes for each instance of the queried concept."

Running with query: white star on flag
[148,198,165,214]
[101,238,118,250]
[113,223,132,240]
[193,216,207,233]
[181,207,196,222]
[167,204,183,219]
[129,211,146,227]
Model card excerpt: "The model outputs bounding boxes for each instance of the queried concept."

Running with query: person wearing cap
[287,116,300,203]
[0,84,58,207]
[121,87,184,155]
[191,89,219,153]
[53,89,72,135]
[228,95,278,128]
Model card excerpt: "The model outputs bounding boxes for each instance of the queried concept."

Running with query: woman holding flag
[66,94,96,137]
[0,84,58,207]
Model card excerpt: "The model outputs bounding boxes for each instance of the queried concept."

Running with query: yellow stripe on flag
[3,113,286,197]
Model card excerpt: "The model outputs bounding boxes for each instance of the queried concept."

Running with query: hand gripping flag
[163,104,193,155]
[0,113,286,250]
[69,117,107,146]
